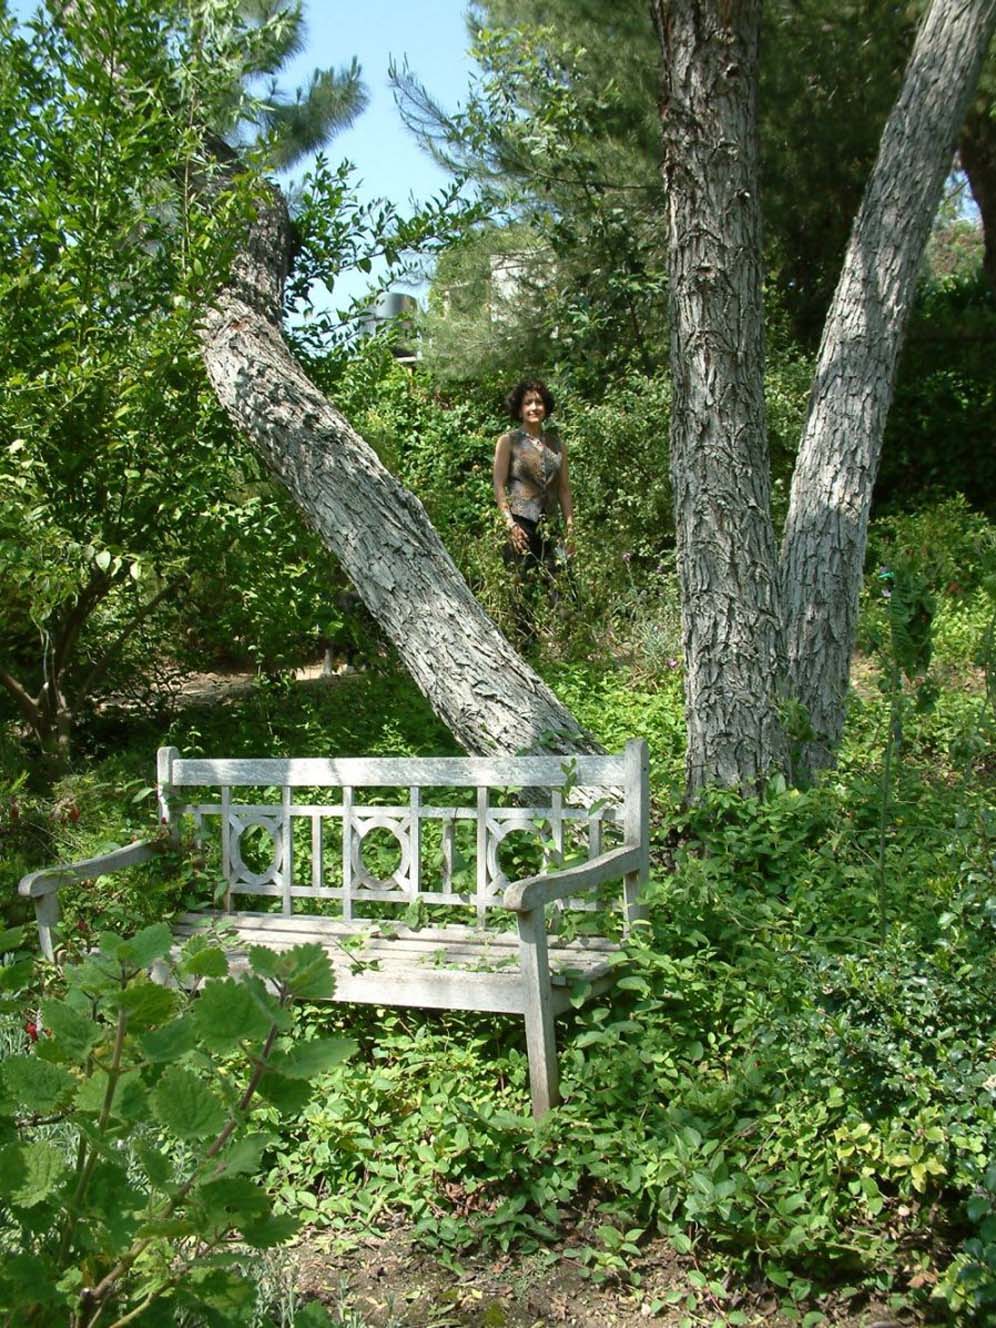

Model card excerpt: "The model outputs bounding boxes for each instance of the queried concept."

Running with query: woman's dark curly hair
[505,378,555,422]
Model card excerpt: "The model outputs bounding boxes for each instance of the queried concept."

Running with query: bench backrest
[157,742,649,926]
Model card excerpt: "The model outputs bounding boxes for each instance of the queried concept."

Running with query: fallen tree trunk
[197,168,597,758]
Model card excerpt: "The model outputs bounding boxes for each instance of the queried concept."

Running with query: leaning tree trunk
[197,167,597,759]
[780,0,996,777]
[651,0,787,794]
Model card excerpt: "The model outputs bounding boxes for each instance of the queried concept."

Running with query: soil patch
[286,1225,911,1328]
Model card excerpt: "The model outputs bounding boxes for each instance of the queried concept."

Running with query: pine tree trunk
[651,0,787,794]
[781,0,996,776]
[197,173,597,758]
[960,100,996,296]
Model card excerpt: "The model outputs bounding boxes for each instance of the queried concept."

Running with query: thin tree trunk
[651,0,787,794]
[781,0,996,776]
[197,168,598,758]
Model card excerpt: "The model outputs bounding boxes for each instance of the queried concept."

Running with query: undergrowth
[2,502,995,1324]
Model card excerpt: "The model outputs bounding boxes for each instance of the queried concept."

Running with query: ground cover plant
[2,505,994,1324]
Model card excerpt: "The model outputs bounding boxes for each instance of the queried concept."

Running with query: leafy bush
[255,774,994,1319]
[883,274,996,514]
[0,924,352,1326]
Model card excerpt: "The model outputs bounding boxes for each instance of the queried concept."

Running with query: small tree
[0,1,362,766]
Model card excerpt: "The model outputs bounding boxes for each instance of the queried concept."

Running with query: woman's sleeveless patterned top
[504,429,563,522]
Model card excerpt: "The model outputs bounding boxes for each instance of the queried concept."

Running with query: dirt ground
[289,1224,913,1328]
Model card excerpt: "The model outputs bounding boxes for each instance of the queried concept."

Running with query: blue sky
[278,1,480,305]
[278,2,477,306]
[281,2,473,205]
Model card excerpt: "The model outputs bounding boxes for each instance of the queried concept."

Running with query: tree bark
[197,169,598,759]
[781,0,996,776]
[960,97,996,296]
[651,0,787,794]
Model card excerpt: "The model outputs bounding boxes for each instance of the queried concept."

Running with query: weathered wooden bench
[19,740,649,1116]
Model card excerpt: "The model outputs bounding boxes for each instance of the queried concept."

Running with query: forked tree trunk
[651,0,787,794]
[198,171,597,758]
[780,0,996,776]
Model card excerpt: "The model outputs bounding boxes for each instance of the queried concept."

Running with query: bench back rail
[157,743,648,930]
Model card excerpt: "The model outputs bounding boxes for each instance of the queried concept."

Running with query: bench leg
[35,893,59,963]
[622,869,646,934]
[517,908,559,1118]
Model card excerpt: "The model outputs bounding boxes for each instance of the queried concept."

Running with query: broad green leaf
[112,978,177,1029]
[0,957,36,993]
[118,923,174,969]
[243,974,292,1030]
[96,931,126,960]
[66,954,118,998]
[196,1176,270,1230]
[0,926,27,954]
[183,1264,258,1312]
[40,997,100,1062]
[88,1157,138,1247]
[74,1066,142,1119]
[137,1216,197,1239]
[191,978,272,1052]
[278,944,335,1000]
[269,1037,356,1080]
[215,1132,274,1178]
[0,1252,64,1310]
[140,1015,198,1062]
[180,945,229,978]
[151,1066,227,1141]
[243,1212,301,1248]
[116,1073,150,1122]
[1,1055,76,1112]
[247,945,280,979]
[0,1140,66,1207]
[135,1140,174,1187]
[256,1071,313,1116]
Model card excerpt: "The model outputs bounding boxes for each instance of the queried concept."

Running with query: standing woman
[493,379,574,584]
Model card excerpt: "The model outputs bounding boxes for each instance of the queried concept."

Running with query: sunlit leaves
[0,1142,67,1208]
[151,1065,228,1140]
[190,976,274,1052]
[0,926,342,1323]
[0,1056,76,1114]
[0,0,352,754]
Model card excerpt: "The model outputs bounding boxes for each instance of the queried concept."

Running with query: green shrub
[0,925,352,1325]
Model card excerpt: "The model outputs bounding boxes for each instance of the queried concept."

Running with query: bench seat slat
[172,911,620,952]
[175,933,615,983]
[168,919,619,1015]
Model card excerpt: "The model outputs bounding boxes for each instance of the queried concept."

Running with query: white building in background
[357,291,419,362]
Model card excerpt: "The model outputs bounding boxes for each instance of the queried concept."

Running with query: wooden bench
[19,740,649,1117]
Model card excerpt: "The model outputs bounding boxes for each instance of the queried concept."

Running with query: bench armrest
[18,839,162,900]
[503,843,643,913]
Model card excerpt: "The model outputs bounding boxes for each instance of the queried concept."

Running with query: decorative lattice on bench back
[157,744,647,925]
